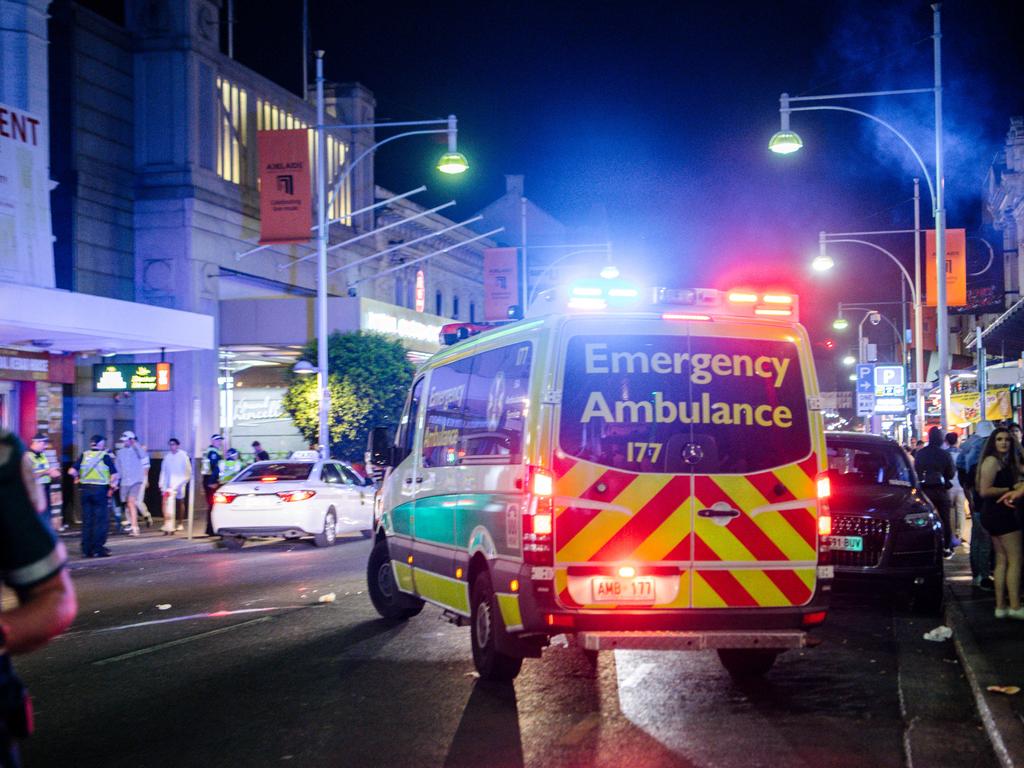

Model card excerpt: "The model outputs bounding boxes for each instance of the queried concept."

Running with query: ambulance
[366,284,832,681]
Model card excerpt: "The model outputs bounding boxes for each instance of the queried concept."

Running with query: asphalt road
[11,537,998,768]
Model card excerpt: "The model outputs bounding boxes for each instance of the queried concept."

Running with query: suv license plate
[592,576,656,603]
[828,535,864,552]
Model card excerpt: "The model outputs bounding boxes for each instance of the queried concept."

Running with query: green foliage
[282,332,415,461]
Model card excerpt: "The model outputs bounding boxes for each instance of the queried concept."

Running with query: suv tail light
[523,467,554,565]
[212,492,236,505]
[816,471,831,537]
[277,490,316,502]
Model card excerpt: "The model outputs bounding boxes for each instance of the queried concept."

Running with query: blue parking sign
[856,364,875,394]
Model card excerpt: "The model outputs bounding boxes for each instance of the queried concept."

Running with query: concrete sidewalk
[944,551,1024,767]
[59,525,218,568]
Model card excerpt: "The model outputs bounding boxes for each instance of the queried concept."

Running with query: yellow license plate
[591,576,656,603]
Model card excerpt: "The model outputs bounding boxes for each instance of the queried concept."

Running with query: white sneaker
[1007,607,1024,620]
[995,607,1008,619]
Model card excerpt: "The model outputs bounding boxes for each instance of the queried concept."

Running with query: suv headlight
[903,511,934,528]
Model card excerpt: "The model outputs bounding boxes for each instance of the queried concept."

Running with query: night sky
[231,0,1020,347]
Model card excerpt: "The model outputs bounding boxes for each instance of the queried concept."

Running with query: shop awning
[0,283,215,353]
[978,296,1024,360]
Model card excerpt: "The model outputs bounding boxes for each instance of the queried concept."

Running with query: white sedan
[210,458,375,549]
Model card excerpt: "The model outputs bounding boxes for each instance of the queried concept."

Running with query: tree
[282,332,414,461]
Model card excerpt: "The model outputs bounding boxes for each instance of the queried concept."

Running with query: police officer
[221,448,242,484]
[0,429,77,764]
[202,434,224,536]
[68,435,119,558]
[28,435,60,528]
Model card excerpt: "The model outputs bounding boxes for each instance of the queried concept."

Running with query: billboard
[483,248,520,320]
[925,228,967,307]
[93,363,172,392]
[257,129,312,245]
[0,103,54,287]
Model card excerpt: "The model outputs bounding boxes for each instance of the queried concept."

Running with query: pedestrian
[28,434,60,529]
[0,429,77,766]
[67,435,119,558]
[221,448,242,483]
[944,431,966,546]
[158,438,191,535]
[975,426,1024,618]
[914,426,956,557]
[114,431,150,536]
[958,421,995,590]
[201,435,224,536]
[912,439,925,456]
[251,440,270,462]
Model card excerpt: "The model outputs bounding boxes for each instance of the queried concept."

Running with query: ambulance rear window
[558,334,810,474]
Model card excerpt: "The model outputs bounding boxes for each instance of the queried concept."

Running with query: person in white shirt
[115,431,150,536]
[158,438,192,535]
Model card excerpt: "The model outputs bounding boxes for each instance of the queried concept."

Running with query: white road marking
[92,615,272,666]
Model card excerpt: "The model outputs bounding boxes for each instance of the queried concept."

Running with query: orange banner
[483,248,520,320]
[925,228,966,307]
[257,129,311,245]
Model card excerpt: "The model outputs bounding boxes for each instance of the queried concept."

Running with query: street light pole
[913,178,924,436]
[315,51,330,459]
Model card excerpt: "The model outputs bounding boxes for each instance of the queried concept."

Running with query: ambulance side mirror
[367,426,395,467]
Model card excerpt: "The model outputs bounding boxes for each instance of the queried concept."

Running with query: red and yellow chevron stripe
[551,452,821,609]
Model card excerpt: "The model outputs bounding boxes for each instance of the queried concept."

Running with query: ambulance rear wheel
[367,539,423,621]
[717,649,780,679]
[470,571,523,682]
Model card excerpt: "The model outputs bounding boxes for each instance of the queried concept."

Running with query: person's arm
[19,454,45,515]
[978,456,1013,498]
[104,454,119,487]
[0,564,76,655]
[67,453,82,479]
[943,452,955,481]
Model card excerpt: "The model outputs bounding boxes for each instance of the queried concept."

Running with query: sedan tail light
[277,490,316,502]
[212,492,237,505]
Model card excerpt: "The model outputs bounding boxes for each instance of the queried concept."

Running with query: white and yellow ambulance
[366,284,833,681]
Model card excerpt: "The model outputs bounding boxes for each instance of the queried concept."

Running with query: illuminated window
[216,76,248,184]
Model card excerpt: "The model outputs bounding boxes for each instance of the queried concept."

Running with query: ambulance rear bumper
[576,629,817,651]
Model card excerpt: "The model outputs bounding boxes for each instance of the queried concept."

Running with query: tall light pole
[310,52,468,457]
[771,4,948,431]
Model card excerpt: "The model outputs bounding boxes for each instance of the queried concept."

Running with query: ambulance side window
[398,377,425,459]
[460,343,532,463]
[422,359,472,467]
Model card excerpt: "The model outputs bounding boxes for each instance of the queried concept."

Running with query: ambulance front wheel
[367,539,424,621]
[470,571,523,682]
[716,648,780,679]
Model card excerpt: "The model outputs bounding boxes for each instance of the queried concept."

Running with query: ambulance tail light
[523,467,554,565]
[816,471,832,537]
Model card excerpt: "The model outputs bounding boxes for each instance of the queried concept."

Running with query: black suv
[825,432,944,613]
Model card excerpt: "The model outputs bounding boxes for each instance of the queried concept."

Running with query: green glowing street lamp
[768,130,803,155]
[832,317,849,331]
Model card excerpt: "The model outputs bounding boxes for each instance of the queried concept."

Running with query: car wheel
[717,649,780,679]
[313,510,337,548]
[470,570,524,682]
[913,572,944,615]
[222,535,245,550]
[366,538,424,621]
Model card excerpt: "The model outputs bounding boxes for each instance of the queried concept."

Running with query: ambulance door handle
[698,507,740,519]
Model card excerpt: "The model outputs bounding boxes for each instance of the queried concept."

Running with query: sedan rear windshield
[233,462,313,482]
[826,441,912,487]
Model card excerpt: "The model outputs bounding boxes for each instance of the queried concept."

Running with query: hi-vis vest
[80,450,112,485]
[201,447,222,476]
[31,451,51,484]
[221,458,242,482]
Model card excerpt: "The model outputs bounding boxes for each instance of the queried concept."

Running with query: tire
[222,535,245,550]
[913,573,944,615]
[366,538,424,621]
[313,510,337,548]
[717,648,780,679]
[470,571,524,682]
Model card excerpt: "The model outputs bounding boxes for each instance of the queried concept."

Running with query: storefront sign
[415,270,426,313]
[484,248,520,320]
[925,228,967,307]
[257,129,311,245]
[948,388,1012,424]
[233,390,286,423]
[93,363,172,392]
[365,311,442,345]
[0,103,54,288]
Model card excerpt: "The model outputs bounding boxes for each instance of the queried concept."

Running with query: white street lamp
[771,5,948,430]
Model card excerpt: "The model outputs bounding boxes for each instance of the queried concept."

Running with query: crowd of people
[910,421,1024,620]
[26,432,259,558]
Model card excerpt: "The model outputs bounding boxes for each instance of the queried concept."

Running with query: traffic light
[823,338,835,350]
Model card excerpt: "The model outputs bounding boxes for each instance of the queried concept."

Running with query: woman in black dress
[976,427,1024,619]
